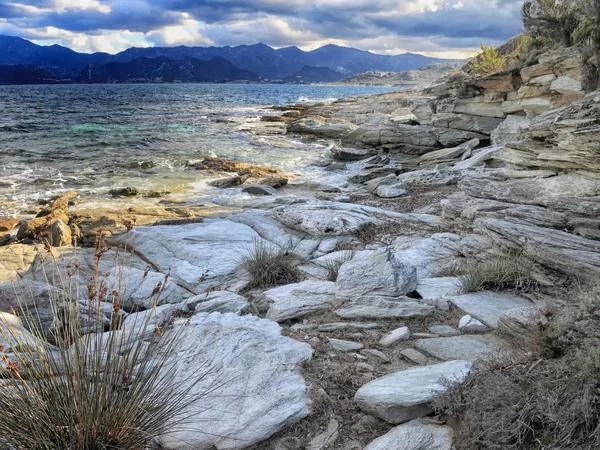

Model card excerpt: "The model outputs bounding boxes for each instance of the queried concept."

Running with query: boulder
[50,219,72,247]
[159,313,312,450]
[36,191,77,217]
[332,147,373,161]
[264,281,336,322]
[260,177,289,189]
[364,419,453,450]
[209,175,249,188]
[491,115,531,146]
[336,249,417,300]
[109,187,139,197]
[354,360,472,424]
[375,183,407,198]
[17,210,70,241]
[550,75,584,97]
[121,303,188,341]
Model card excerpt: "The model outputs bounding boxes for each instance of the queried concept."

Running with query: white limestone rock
[159,313,312,450]
[379,327,411,346]
[188,291,249,315]
[354,360,472,424]
[458,315,488,333]
[449,291,532,328]
[364,419,453,450]
[264,281,336,322]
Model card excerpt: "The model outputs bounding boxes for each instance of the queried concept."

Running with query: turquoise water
[0,83,396,211]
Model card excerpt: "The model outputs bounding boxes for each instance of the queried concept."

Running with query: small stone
[209,175,249,188]
[364,419,453,450]
[329,338,364,352]
[428,325,460,337]
[458,315,488,333]
[412,333,439,339]
[379,327,411,346]
[260,177,289,189]
[307,418,339,450]
[318,322,381,332]
[357,363,375,373]
[242,184,278,196]
[109,187,139,197]
[362,349,391,362]
[400,348,429,365]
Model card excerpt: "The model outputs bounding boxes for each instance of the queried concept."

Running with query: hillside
[337,60,467,87]
[0,64,62,84]
[0,35,454,80]
[284,66,345,83]
[77,56,260,83]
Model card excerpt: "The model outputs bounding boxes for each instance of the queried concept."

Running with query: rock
[550,75,584,97]
[475,218,600,281]
[350,167,402,184]
[497,306,548,339]
[428,325,460,337]
[400,348,429,365]
[344,123,440,154]
[159,313,312,450]
[432,113,504,135]
[17,210,70,241]
[453,145,503,169]
[36,191,77,217]
[287,117,358,139]
[332,147,372,161]
[0,311,48,353]
[375,183,407,198]
[114,220,265,293]
[379,327,411,346]
[451,98,505,118]
[121,303,188,341]
[109,187,139,197]
[491,115,531,146]
[104,266,184,312]
[209,175,249,188]
[191,156,282,177]
[416,277,461,304]
[336,249,417,301]
[415,334,509,362]
[419,138,480,167]
[50,219,72,247]
[362,348,391,362]
[502,97,555,116]
[329,338,364,351]
[270,203,377,236]
[187,291,249,315]
[264,281,336,322]
[0,244,39,283]
[335,297,434,319]
[354,360,472,424]
[367,174,397,194]
[242,184,278,196]
[307,418,340,450]
[395,169,466,187]
[318,322,381,332]
[0,233,11,246]
[363,419,454,450]
[0,217,19,233]
[260,177,289,189]
[449,291,533,328]
[458,315,488,333]
[393,234,466,279]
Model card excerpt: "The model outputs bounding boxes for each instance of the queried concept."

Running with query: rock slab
[364,419,454,450]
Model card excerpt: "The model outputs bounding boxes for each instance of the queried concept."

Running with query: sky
[0,0,525,59]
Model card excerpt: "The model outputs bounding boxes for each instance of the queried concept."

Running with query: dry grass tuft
[460,248,538,293]
[241,239,303,289]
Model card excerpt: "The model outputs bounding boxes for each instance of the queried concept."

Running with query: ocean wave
[297,96,338,104]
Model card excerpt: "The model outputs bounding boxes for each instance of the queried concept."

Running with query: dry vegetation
[241,239,304,289]
[435,285,600,450]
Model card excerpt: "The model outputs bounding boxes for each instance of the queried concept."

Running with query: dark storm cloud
[0,0,525,51]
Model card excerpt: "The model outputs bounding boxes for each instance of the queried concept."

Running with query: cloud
[0,0,525,57]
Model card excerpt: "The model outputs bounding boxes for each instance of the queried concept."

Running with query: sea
[0,83,396,214]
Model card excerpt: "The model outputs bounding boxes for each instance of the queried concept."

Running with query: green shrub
[460,248,537,293]
[470,43,507,76]
[435,285,600,450]
[241,239,303,289]
[0,237,209,449]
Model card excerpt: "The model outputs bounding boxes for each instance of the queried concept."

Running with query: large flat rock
[448,291,532,328]
[335,296,434,319]
[160,313,312,450]
[364,419,453,450]
[116,220,265,293]
[415,334,509,362]
[354,360,472,424]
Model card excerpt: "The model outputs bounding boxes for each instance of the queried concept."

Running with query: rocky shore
[0,43,598,449]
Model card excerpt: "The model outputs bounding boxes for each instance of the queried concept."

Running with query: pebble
[379,326,411,346]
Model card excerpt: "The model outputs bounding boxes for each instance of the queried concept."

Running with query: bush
[460,248,538,293]
[324,251,354,282]
[470,43,507,76]
[0,237,209,449]
[435,285,600,450]
[241,239,303,289]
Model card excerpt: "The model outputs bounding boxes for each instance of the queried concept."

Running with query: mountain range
[0,35,453,84]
